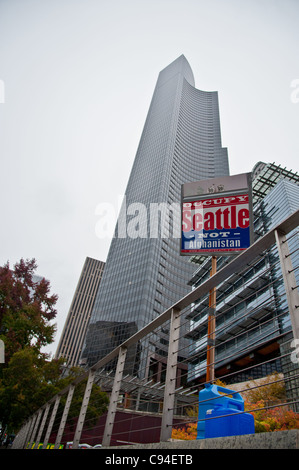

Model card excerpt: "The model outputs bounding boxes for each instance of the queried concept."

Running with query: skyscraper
[81,55,229,374]
[56,257,105,367]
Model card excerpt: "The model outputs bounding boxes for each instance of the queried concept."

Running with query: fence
[12,209,299,449]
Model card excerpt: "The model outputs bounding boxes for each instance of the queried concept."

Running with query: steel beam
[102,346,127,447]
[275,229,299,340]
[35,403,51,450]
[28,409,42,449]
[72,370,95,449]
[54,384,75,449]
[160,308,181,442]
[42,395,61,449]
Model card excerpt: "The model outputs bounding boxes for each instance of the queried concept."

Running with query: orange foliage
[245,400,299,433]
[171,423,197,440]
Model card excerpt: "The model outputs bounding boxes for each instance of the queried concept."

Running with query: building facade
[55,257,105,367]
[81,55,229,376]
[187,162,299,396]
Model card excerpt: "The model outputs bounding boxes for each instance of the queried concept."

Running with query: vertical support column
[18,423,30,449]
[28,410,43,448]
[21,417,34,449]
[54,385,75,449]
[135,389,141,411]
[72,370,95,449]
[160,307,181,442]
[275,230,299,340]
[35,403,51,449]
[102,346,127,447]
[13,420,30,449]
[42,395,61,449]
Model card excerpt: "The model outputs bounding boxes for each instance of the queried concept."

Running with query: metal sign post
[206,256,217,383]
[181,173,254,383]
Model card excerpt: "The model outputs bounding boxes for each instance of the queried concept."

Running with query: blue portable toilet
[196,383,245,440]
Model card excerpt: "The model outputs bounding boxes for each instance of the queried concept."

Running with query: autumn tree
[0,258,57,364]
[243,372,286,404]
[0,259,109,437]
[244,373,299,432]
[0,348,64,433]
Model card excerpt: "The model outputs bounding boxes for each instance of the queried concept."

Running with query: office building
[81,55,229,376]
[56,257,105,367]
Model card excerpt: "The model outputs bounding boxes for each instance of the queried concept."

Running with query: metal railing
[12,209,299,449]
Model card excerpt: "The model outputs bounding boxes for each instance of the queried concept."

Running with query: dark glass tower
[81,55,229,373]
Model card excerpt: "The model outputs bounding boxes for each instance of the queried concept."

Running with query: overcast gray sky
[0,0,298,357]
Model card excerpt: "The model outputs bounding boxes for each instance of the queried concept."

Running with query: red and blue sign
[181,174,253,256]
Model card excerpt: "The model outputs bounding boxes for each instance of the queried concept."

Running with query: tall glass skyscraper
[81,55,229,373]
